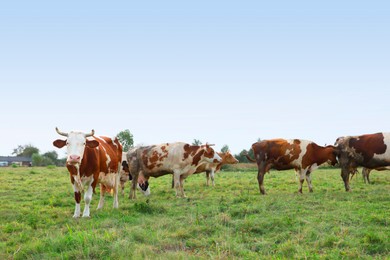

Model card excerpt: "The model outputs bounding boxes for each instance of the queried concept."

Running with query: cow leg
[82,183,93,217]
[305,170,313,192]
[341,168,351,191]
[120,181,125,196]
[257,169,266,195]
[113,167,120,209]
[298,169,305,193]
[210,169,215,187]
[180,175,186,198]
[173,171,182,197]
[97,183,106,209]
[129,173,137,200]
[362,168,371,184]
[73,183,82,218]
[205,171,210,186]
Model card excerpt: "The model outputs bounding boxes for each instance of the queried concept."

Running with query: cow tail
[245,149,256,163]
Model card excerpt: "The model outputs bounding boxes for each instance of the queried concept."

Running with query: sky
[0,1,389,158]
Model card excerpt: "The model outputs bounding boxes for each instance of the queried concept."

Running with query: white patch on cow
[112,137,120,149]
[285,148,294,158]
[95,136,108,144]
[98,172,117,188]
[81,175,93,184]
[289,139,312,167]
[82,184,93,217]
[372,133,390,161]
[309,163,319,172]
[106,154,111,168]
[74,203,81,218]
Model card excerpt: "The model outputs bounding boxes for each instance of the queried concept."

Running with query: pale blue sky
[1,1,389,157]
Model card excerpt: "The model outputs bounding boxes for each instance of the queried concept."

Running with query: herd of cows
[53,127,390,218]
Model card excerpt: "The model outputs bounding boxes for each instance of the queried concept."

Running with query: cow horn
[85,129,95,137]
[55,127,68,137]
[206,143,215,146]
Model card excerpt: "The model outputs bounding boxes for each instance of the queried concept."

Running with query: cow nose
[69,155,81,163]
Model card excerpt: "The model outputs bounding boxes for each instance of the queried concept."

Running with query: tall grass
[0,166,389,259]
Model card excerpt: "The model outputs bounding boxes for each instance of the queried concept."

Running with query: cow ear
[86,140,99,148]
[53,139,66,148]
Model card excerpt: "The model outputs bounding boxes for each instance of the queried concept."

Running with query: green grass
[0,166,389,259]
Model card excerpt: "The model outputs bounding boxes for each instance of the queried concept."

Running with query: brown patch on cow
[192,149,205,166]
[74,191,81,203]
[202,146,215,161]
[264,139,301,169]
[298,142,337,170]
[183,144,200,161]
[349,133,387,163]
[142,146,169,170]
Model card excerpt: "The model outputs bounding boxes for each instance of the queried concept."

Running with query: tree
[116,129,134,152]
[43,151,58,162]
[221,145,229,153]
[12,144,40,158]
[192,139,202,146]
[31,153,43,166]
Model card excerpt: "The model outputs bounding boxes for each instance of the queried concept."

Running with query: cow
[171,151,239,187]
[361,167,390,184]
[335,132,390,191]
[53,127,122,218]
[245,139,338,195]
[119,151,150,196]
[127,142,222,198]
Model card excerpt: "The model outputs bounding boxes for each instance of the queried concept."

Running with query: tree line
[11,130,256,166]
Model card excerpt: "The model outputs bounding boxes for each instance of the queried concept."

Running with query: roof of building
[0,156,32,162]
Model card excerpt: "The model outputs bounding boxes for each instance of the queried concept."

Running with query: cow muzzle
[68,155,81,164]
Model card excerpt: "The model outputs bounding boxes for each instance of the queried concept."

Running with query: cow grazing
[53,127,122,218]
[183,151,239,187]
[119,151,150,196]
[335,132,390,191]
[361,167,390,184]
[246,139,338,195]
[127,142,221,198]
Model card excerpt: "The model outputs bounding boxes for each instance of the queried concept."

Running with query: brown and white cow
[194,151,239,186]
[361,167,390,184]
[170,151,239,187]
[246,139,338,195]
[127,142,221,198]
[53,127,122,218]
[335,132,390,191]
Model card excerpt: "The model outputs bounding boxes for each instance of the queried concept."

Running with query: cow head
[219,151,239,164]
[137,181,151,196]
[53,127,99,165]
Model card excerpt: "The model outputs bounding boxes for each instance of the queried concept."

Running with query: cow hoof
[82,215,91,218]
[73,214,81,218]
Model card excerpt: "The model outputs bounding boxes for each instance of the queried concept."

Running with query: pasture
[1,166,389,259]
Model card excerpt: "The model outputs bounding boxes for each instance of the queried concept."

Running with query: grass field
[1,166,389,259]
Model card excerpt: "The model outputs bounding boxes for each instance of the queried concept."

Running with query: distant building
[0,156,32,167]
